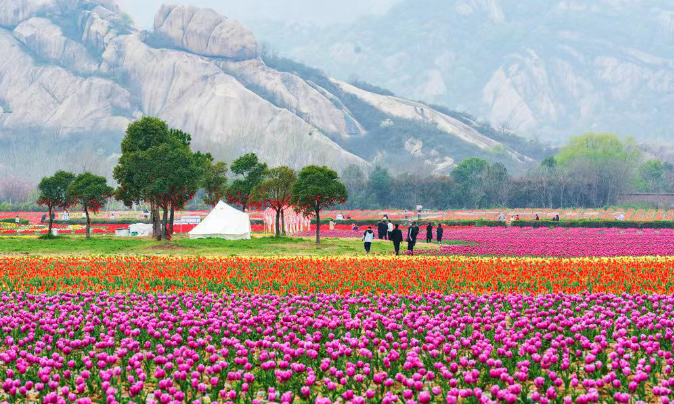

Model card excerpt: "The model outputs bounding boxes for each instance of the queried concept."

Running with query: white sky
[119,0,403,29]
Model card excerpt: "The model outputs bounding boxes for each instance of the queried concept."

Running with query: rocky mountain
[0,0,540,184]
[251,0,674,143]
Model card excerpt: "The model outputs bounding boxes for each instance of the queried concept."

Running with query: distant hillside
[0,0,546,185]
[251,0,674,143]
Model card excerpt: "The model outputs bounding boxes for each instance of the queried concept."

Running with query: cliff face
[252,0,674,143]
[0,0,535,183]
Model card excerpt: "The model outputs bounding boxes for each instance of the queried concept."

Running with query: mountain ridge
[250,0,674,143]
[0,0,543,184]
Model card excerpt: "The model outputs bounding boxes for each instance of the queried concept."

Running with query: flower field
[318,208,674,222]
[412,227,674,258]
[1,256,673,294]
[0,256,672,403]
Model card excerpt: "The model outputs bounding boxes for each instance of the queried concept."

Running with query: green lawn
[0,235,455,257]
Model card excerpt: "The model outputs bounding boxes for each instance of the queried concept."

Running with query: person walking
[377,220,387,240]
[407,221,420,255]
[425,222,433,243]
[329,220,336,230]
[387,220,394,241]
[437,223,444,243]
[362,226,375,254]
[390,224,403,256]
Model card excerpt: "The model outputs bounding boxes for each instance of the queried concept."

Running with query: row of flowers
[1,255,674,295]
[0,289,668,404]
[5,207,674,226]
[408,227,674,257]
[314,208,674,222]
[0,256,672,403]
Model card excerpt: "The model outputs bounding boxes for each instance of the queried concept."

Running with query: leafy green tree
[137,142,206,240]
[541,156,557,169]
[369,166,392,207]
[291,166,348,244]
[114,117,206,240]
[252,166,296,236]
[166,150,211,236]
[226,153,268,212]
[451,158,489,208]
[120,117,170,154]
[115,117,173,238]
[484,162,510,207]
[202,161,228,207]
[37,171,76,235]
[556,133,642,206]
[341,165,374,209]
[69,172,113,239]
[637,159,674,193]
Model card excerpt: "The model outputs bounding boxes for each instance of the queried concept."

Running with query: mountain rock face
[251,0,674,143]
[153,4,258,60]
[0,0,537,183]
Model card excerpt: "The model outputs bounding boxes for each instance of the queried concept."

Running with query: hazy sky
[119,0,403,29]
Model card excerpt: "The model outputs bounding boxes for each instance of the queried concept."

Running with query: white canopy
[129,223,153,236]
[188,201,251,240]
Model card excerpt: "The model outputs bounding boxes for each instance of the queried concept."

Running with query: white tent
[188,201,251,240]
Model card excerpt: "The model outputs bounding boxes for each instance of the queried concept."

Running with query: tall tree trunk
[275,209,281,237]
[85,207,91,239]
[48,206,53,236]
[315,207,320,245]
[281,209,286,236]
[169,204,175,235]
[151,203,161,241]
[161,207,169,241]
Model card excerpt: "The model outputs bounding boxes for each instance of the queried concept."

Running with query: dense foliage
[68,172,113,239]
[341,133,669,210]
[292,166,348,244]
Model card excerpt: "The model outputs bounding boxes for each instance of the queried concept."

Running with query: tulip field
[2,205,674,404]
[412,227,674,257]
[0,253,673,404]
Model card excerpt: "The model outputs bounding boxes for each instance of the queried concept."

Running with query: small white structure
[180,216,202,224]
[189,201,251,240]
[115,229,130,237]
[129,223,153,236]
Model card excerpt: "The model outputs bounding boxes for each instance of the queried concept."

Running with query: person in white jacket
[362,226,375,254]
[387,221,394,241]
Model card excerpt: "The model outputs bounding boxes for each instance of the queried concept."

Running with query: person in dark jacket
[377,220,388,240]
[407,221,420,255]
[390,224,404,256]
[437,223,444,243]
[425,223,433,243]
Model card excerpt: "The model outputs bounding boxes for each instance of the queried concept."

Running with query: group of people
[361,220,445,256]
[497,213,561,225]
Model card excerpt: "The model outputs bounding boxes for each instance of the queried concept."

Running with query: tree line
[342,133,673,210]
[27,127,674,236]
[36,117,348,243]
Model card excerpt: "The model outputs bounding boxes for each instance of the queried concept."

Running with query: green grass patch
[0,235,443,257]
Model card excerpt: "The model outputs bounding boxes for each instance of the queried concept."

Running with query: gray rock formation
[0,0,536,183]
[153,4,258,60]
[14,17,99,73]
